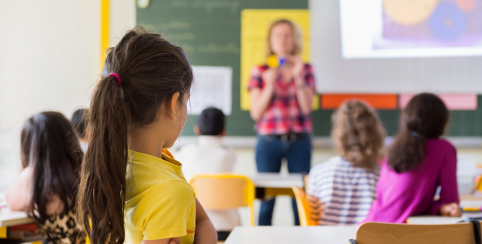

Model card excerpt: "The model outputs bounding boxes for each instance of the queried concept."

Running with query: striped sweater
[308,157,379,225]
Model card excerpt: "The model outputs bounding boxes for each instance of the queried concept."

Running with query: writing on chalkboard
[198,42,240,54]
[171,0,241,14]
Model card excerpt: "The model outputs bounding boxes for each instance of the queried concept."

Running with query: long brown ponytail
[77,26,193,244]
[387,93,449,173]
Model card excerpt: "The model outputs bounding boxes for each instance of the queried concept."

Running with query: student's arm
[249,69,276,121]
[194,199,217,244]
[5,167,32,211]
[137,183,199,243]
[427,146,460,216]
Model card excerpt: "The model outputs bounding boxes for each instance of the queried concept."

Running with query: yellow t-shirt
[125,149,196,244]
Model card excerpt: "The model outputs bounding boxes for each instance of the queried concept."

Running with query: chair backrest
[292,186,318,226]
[356,222,482,244]
[190,174,255,226]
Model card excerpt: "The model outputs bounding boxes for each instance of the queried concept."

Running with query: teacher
[248,19,316,226]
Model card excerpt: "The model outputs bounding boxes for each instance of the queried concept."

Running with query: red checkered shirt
[248,64,316,135]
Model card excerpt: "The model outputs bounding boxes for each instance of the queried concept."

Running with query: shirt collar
[198,136,223,146]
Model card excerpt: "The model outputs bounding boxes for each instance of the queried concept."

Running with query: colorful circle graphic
[384,0,439,25]
[429,2,467,40]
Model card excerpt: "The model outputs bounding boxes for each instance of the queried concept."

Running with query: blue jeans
[255,133,312,226]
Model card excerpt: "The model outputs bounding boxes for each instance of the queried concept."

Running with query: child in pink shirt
[364,93,461,223]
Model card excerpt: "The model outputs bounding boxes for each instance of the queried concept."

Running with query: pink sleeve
[427,145,460,215]
[247,66,263,91]
[304,64,316,90]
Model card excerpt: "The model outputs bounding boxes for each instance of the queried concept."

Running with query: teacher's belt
[272,133,307,143]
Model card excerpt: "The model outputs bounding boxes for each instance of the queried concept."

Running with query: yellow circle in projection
[383,0,439,25]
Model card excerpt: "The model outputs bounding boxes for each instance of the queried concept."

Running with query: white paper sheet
[189,66,232,115]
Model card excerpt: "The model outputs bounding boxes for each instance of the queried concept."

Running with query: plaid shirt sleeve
[304,64,316,90]
[248,66,264,91]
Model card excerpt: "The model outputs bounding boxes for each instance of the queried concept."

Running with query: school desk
[407,216,465,225]
[250,173,303,199]
[224,226,358,244]
[0,209,34,238]
[407,196,482,225]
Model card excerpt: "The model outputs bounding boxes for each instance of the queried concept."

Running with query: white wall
[110,0,137,46]
[0,0,136,192]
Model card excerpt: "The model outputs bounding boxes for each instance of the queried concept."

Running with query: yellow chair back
[190,174,255,226]
[292,186,319,226]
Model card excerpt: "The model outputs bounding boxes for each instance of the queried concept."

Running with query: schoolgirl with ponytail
[364,93,461,223]
[77,26,216,244]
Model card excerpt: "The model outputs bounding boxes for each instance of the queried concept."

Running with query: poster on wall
[240,9,318,111]
[189,66,232,115]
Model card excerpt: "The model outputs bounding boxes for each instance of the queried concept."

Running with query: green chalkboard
[137,0,482,137]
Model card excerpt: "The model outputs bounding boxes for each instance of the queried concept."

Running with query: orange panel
[321,94,398,109]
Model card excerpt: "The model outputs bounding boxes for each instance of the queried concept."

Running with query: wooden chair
[353,222,482,244]
[190,174,255,226]
[292,186,319,226]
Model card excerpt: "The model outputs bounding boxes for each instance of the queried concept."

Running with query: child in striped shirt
[308,100,386,225]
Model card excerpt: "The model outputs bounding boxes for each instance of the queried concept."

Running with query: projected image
[374,0,482,49]
[339,0,482,58]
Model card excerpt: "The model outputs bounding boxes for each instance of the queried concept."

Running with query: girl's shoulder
[310,157,352,176]
[426,138,456,151]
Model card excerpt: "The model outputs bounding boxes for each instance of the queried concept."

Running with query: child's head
[20,111,83,222]
[194,107,226,136]
[71,108,89,141]
[331,100,386,168]
[388,93,449,173]
[267,19,302,57]
[78,26,193,244]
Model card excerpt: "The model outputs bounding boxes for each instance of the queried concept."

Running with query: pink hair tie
[108,73,121,87]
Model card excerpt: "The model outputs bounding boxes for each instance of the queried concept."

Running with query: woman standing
[248,19,316,226]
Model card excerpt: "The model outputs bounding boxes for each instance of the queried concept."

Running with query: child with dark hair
[6,112,85,244]
[77,27,216,244]
[71,108,89,152]
[364,93,461,223]
[176,107,238,231]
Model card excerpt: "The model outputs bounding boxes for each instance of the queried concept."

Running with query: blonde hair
[331,100,386,168]
[266,19,303,57]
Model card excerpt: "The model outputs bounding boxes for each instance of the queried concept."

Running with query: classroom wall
[0,0,136,192]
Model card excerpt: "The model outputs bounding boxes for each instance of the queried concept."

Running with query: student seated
[71,108,89,152]
[6,112,85,244]
[175,107,238,231]
[364,93,461,223]
[308,100,386,225]
[77,27,216,244]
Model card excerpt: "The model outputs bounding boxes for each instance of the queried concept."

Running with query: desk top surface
[0,209,33,227]
[250,173,303,188]
[225,226,358,244]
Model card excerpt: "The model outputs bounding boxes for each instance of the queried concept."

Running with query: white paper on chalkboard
[189,66,232,115]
